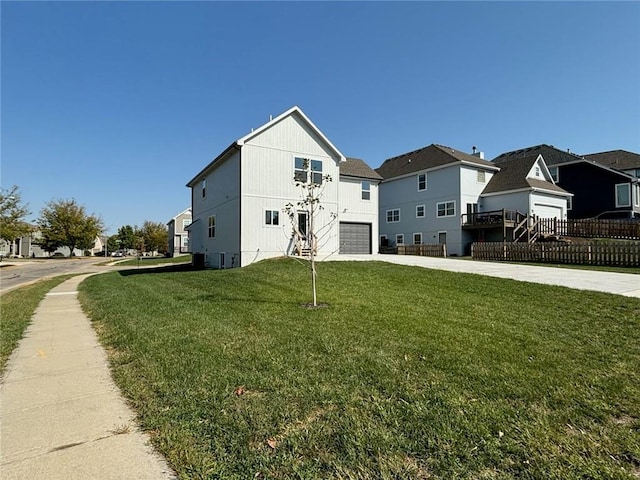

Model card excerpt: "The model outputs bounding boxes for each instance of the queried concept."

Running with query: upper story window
[417,173,427,191]
[477,170,486,183]
[361,181,371,200]
[416,205,425,218]
[436,201,455,218]
[208,215,216,238]
[182,219,191,230]
[615,183,631,207]
[549,167,559,183]
[535,166,541,177]
[265,210,279,226]
[294,157,323,185]
[386,209,400,223]
[202,179,206,198]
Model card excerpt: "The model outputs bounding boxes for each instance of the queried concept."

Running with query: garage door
[533,204,562,219]
[339,222,371,254]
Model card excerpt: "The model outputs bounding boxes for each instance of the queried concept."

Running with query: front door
[298,212,308,239]
[438,231,447,245]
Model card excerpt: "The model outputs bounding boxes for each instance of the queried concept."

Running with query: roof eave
[186,143,240,187]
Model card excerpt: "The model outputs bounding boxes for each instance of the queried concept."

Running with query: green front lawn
[78,259,640,479]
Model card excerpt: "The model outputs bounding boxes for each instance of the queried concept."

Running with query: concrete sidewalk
[0,274,176,479]
[332,254,640,298]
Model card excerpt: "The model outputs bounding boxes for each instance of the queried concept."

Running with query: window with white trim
[361,181,371,200]
[549,167,559,183]
[634,184,640,207]
[436,201,455,218]
[181,235,189,248]
[535,166,540,177]
[182,219,191,230]
[567,196,572,211]
[615,183,631,207]
[208,216,216,238]
[417,173,427,191]
[386,209,400,223]
[416,205,425,218]
[413,233,422,245]
[202,179,206,198]
[265,210,279,226]
[477,170,486,183]
[396,234,404,245]
[294,157,323,185]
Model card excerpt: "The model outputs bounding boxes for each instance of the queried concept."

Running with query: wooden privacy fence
[472,241,640,267]
[397,244,447,257]
[537,218,640,240]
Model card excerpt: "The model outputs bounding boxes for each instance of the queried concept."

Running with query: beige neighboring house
[167,208,192,257]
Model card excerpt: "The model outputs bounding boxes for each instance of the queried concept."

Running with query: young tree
[141,221,168,254]
[0,186,32,251]
[37,199,103,257]
[285,158,337,307]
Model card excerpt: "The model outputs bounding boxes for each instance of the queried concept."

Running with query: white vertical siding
[239,115,341,266]
[338,177,379,251]
[190,151,241,268]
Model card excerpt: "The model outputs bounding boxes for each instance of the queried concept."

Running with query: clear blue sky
[2,1,639,234]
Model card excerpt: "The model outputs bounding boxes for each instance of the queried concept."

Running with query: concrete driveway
[329,254,640,298]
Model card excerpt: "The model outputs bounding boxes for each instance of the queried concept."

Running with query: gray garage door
[339,222,371,254]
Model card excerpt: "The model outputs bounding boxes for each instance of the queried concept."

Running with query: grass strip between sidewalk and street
[1,275,75,372]
[79,258,640,479]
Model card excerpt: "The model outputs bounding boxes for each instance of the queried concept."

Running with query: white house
[376,144,571,256]
[167,207,192,257]
[186,106,381,268]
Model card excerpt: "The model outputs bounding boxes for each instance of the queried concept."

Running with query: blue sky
[2,1,639,234]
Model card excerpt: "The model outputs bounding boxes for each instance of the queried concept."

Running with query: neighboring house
[167,207,192,257]
[485,153,571,219]
[584,149,640,178]
[376,144,500,256]
[4,229,103,257]
[376,144,571,256]
[494,145,640,219]
[186,106,381,268]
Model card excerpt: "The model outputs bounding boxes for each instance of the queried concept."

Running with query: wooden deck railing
[538,218,640,240]
[471,241,640,267]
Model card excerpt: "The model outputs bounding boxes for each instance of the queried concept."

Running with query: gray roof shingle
[340,157,383,180]
[484,154,569,195]
[493,144,585,166]
[583,150,640,171]
[375,144,497,180]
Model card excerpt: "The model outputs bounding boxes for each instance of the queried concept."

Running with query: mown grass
[1,275,75,371]
[112,255,192,267]
[78,259,640,479]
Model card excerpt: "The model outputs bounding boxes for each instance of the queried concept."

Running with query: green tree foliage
[107,235,120,253]
[0,185,32,243]
[141,221,168,254]
[37,199,103,257]
[117,225,136,251]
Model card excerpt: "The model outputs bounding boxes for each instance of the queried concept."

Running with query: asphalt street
[0,258,109,294]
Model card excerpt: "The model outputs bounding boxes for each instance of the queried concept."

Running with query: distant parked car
[51,252,65,258]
